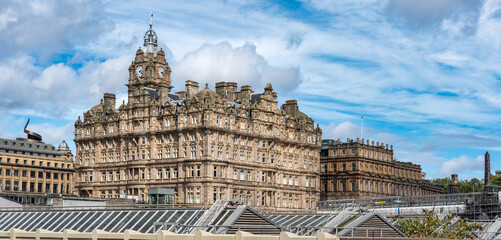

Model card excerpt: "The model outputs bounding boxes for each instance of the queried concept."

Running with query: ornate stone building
[0,121,74,195]
[74,23,322,210]
[320,138,423,200]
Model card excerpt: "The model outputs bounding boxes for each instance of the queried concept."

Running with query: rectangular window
[157,168,162,179]
[196,187,201,203]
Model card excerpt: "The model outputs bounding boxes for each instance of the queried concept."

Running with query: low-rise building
[320,138,422,200]
[0,121,74,195]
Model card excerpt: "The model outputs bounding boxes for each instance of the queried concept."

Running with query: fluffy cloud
[0,55,75,114]
[0,54,130,119]
[0,0,112,60]
[435,155,484,177]
[29,121,75,151]
[171,42,303,92]
[321,121,361,141]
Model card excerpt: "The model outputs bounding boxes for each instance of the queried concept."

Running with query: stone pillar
[485,151,491,186]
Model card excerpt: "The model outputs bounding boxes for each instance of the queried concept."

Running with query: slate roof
[337,213,406,238]
[0,138,60,158]
[0,208,204,233]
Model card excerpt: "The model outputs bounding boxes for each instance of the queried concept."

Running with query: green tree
[491,175,501,186]
[430,177,484,193]
[396,209,482,239]
[430,177,451,193]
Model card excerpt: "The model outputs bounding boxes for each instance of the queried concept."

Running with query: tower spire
[143,13,158,55]
[150,11,153,27]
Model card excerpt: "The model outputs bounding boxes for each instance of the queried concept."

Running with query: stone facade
[320,138,422,200]
[74,23,322,210]
[420,180,444,195]
[0,136,74,195]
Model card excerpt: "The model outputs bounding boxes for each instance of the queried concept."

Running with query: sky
[1,0,500,180]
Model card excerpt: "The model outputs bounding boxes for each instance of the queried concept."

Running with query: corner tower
[127,22,172,99]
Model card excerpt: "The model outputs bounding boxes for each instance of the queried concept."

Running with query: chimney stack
[103,93,116,112]
[449,174,460,194]
[451,174,458,183]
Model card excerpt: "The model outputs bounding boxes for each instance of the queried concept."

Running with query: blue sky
[1,0,500,180]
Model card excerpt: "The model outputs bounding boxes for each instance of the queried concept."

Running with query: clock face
[157,66,165,78]
[135,66,143,78]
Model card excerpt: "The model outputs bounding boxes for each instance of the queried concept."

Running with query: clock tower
[127,22,173,103]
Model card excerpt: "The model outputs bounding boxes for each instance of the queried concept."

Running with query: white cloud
[29,122,75,151]
[0,0,112,60]
[0,8,17,31]
[77,55,130,99]
[0,54,130,119]
[435,155,484,177]
[321,121,360,141]
[171,42,302,92]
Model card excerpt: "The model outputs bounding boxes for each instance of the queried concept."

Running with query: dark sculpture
[24,118,42,142]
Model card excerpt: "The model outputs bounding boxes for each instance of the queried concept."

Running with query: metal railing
[319,192,486,210]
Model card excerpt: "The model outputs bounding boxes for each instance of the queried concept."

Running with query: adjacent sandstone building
[320,138,425,200]
[74,23,322,210]
[0,121,74,195]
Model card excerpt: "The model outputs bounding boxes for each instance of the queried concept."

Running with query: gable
[217,206,281,235]
[338,213,406,238]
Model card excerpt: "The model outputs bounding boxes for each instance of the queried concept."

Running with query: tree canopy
[396,209,482,239]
